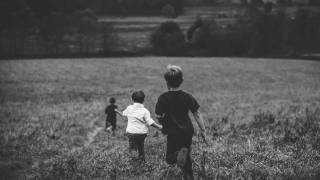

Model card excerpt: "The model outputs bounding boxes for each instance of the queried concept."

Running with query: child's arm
[151,122,163,130]
[144,111,162,130]
[115,109,127,122]
[192,110,209,145]
[115,109,123,116]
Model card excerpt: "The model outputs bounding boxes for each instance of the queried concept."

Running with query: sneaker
[177,147,188,168]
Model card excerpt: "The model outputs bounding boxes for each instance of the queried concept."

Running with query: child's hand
[115,109,123,116]
[151,123,163,130]
[155,114,165,119]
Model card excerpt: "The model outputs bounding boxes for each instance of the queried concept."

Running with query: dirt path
[71,116,104,152]
[31,116,105,173]
[84,126,104,147]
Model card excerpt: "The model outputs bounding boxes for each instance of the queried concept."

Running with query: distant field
[99,6,318,52]
[99,7,240,51]
[0,57,320,179]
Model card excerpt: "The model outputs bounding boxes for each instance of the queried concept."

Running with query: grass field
[0,57,320,179]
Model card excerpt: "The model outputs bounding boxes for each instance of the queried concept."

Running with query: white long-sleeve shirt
[123,103,155,134]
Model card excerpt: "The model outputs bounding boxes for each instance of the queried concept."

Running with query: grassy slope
[0,57,320,179]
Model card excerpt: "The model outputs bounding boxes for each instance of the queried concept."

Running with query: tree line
[1,0,319,58]
[0,0,187,58]
[151,4,320,57]
[0,0,117,58]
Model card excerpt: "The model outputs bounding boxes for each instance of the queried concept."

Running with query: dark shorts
[127,133,147,159]
[166,132,193,177]
[106,118,116,131]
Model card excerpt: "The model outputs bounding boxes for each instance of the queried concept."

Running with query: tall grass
[0,57,319,179]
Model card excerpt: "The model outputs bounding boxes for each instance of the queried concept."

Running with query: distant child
[105,97,118,135]
[155,65,208,180]
[118,90,162,161]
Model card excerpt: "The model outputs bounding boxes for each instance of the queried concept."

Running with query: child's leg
[112,120,116,131]
[128,133,138,157]
[181,139,193,180]
[182,149,193,180]
[165,135,179,164]
[111,120,116,135]
[166,133,194,180]
[105,119,111,130]
[136,134,147,161]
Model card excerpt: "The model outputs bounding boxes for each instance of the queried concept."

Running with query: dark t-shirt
[155,90,200,135]
[105,104,117,122]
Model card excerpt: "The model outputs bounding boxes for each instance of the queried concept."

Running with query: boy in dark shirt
[105,97,118,135]
[155,65,208,180]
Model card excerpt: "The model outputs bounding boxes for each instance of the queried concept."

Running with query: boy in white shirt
[118,90,162,161]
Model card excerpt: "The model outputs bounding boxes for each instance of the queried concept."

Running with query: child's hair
[164,64,183,88]
[131,90,145,103]
[109,97,116,104]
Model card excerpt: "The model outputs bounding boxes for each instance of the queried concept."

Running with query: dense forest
[0,0,117,58]
[0,0,188,58]
[151,4,320,57]
[0,0,319,58]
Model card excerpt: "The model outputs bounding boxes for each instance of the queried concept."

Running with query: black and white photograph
[0,0,320,179]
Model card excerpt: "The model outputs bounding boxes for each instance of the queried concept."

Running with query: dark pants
[166,133,193,180]
[106,118,116,131]
[127,133,147,160]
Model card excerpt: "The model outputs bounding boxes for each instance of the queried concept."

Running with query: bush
[187,17,255,56]
[161,4,176,18]
[150,21,185,56]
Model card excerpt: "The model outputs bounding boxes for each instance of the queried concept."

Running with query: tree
[151,21,185,55]
[309,0,320,6]
[264,2,274,14]
[162,4,176,18]
[250,0,264,7]
[99,22,117,53]
[241,0,248,6]
[73,9,96,54]
[0,1,35,57]
[39,12,69,55]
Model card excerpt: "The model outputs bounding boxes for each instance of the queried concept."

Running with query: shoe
[177,147,188,168]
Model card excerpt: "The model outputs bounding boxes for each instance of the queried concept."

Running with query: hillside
[0,57,320,179]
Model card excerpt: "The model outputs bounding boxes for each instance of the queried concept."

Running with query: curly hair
[131,90,145,103]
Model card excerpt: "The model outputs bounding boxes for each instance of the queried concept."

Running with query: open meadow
[0,57,320,179]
